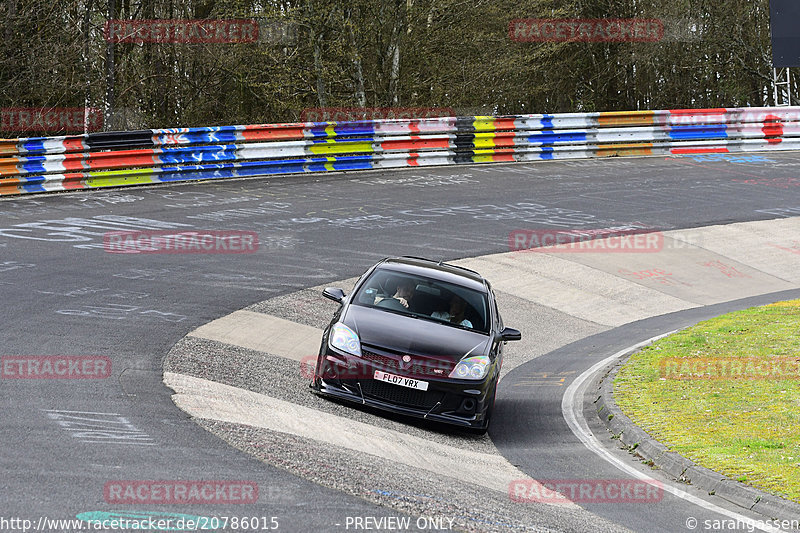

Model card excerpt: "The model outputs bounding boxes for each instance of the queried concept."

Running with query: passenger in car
[431,294,473,328]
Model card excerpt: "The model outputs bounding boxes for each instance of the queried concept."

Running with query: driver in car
[375,279,415,309]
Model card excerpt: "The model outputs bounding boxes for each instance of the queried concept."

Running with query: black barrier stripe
[84,130,155,150]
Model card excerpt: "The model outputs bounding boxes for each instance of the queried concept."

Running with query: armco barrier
[1,107,800,196]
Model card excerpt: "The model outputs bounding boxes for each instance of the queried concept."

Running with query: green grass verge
[614,299,800,502]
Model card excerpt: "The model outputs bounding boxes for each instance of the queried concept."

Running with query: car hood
[343,305,490,360]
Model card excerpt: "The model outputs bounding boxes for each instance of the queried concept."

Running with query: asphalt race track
[2,152,800,532]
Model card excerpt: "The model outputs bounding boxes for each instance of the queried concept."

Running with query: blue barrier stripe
[157,158,309,174]
[328,160,374,171]
[21,161,48,173]
[526,131,588,143]
[235,164,306,175]
[152,125,240,135]
[156,159,309,182]
[157,169,236,182]
[20,183,48,193]
[305,162,329,172]
[158,146,240,164]
[305,125,380,137]
[20,140,47,153]
[160,143,239,152]
[13,174,48,184]
[157,131,239,144]
[333,125,378,136]
[669,125,729,140]
[307,126,333,138]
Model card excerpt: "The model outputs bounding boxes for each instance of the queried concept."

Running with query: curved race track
[2,152,800,532]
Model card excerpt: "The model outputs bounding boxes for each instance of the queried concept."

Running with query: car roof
[376,257,488,292]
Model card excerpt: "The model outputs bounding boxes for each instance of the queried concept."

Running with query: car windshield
[352,269,490,334]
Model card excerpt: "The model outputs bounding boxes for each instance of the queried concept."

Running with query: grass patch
[614,299,800,502]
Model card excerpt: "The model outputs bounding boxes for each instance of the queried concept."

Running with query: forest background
[0,0,781,133]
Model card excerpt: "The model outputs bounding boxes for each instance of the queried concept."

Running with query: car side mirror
[322,287,346,303]
[499,327,522,342]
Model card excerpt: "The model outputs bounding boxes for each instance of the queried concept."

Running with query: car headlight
[449,355,490,380]
[329,323,362,357]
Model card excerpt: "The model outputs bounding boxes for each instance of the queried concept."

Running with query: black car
[311,257,521,433]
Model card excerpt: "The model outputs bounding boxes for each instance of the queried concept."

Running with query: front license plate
[374,370,429,391]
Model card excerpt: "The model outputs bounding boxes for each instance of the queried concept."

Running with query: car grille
[362,348,454,378]
[362,351,399,370]
[358,379,443,410]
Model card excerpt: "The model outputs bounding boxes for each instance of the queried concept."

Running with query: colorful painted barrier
[1,107,799,195]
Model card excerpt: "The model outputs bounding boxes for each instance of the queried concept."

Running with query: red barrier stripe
[493,118,518,130]
[381,138,450,150]
[61,155,87,171]
[669,108,728,115]
[762,114,784,143]
[63,138,87,153]
[241,126,305,141]
[491,136,518,148]
[671,147,729,154]
[62,173,87,189]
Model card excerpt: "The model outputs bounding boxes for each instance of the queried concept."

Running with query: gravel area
[196,420,628,533]
[165,335,499,454]
[163,281,627,533]
[245,278,358,329]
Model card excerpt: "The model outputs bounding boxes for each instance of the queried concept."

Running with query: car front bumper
[311,348,495,430]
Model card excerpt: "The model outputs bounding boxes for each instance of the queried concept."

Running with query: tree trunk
[104,0,116,131]
[346,7,366,108]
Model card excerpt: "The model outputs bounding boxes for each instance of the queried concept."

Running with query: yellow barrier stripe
[85,168,156,187]
[309,141,374,155]
[473,117,497,131]
[472,136,497,149]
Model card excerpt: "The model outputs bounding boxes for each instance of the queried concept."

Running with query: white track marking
[561,333,785,533]
[166,371,577,507]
